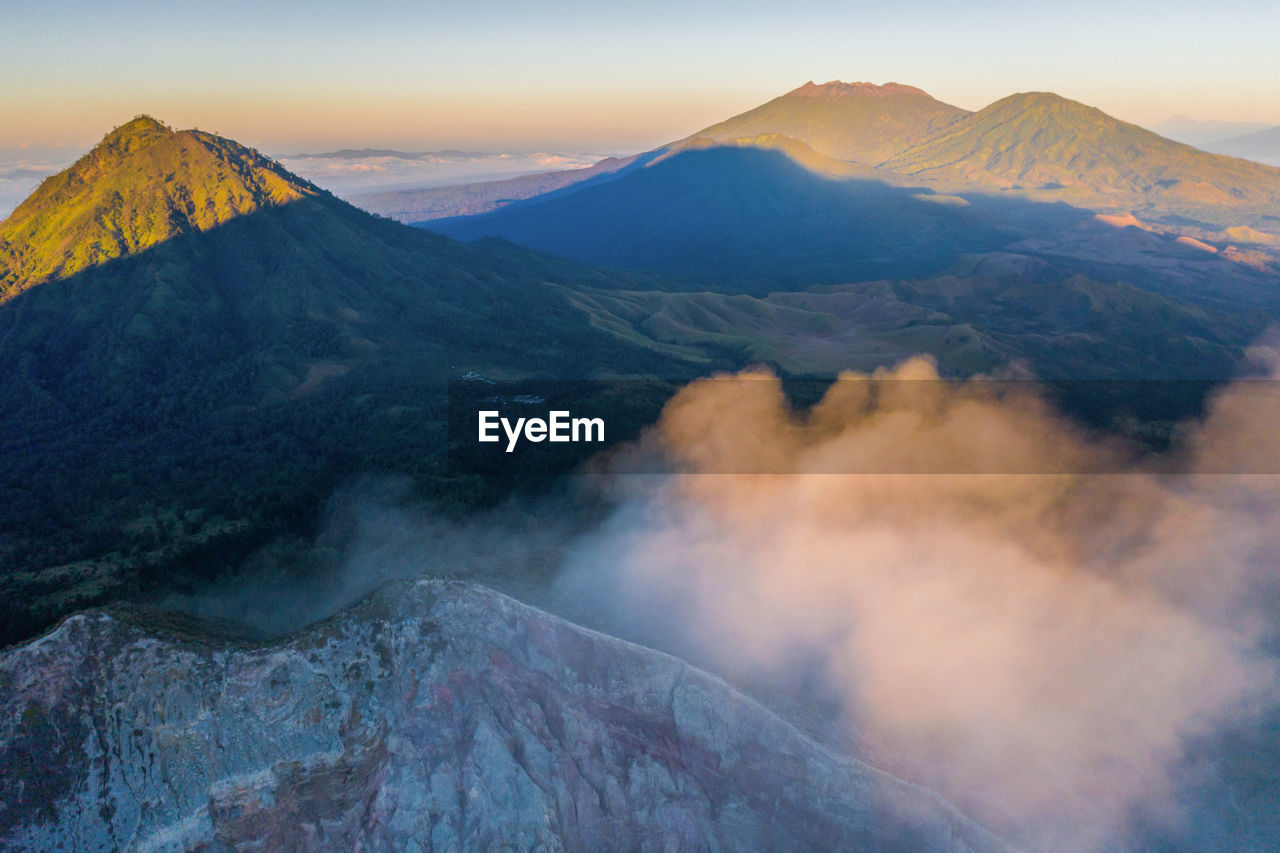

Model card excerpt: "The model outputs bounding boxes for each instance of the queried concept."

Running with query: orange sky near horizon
[4,0,1279,154]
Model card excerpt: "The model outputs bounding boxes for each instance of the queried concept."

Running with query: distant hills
[422,82,1280,383]
[881,92,1280,221]
[354,153,646,222]
[1149,115,1274,147]
[425,84,1280,297]
[0,118,695,645]
[1203,126,1280,167]
[378,82,1280,235]
[1147,115,1280,166]
[698,87,1280,218]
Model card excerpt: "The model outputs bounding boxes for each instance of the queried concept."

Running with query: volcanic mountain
[882,92,1280,221]
[0,580,1015,852]
[428,140,1014,290]
[356,80,965,224]
[692,80,968,165]
[399,83,1280,241]
[0,117,692,645]
[0,116,318,298]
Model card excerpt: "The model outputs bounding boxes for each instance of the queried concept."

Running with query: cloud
[167,354,1280,851]
[554,357,1280,851]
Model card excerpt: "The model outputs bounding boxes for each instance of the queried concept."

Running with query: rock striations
[0,580,1015,852]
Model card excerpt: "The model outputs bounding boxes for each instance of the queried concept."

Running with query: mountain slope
[357,80,964,224]
[566,242,1253,380]
[0,119,698,646]
[0,116,316,298]
[693,80,968,164]
[0,579,1016,852]
[882,93,1280,219]
[428,143,1013,290]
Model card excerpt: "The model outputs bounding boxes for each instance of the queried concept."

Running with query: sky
[3,0,1280,156]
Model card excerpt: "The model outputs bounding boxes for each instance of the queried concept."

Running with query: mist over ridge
[4,59,1280,851]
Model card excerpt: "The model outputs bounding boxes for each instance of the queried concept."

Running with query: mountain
[0,118,681,407]
[356,80,966,225]
[0,579,1015,852]
[426,132,1280,388]
[1204,126,1280,167]
[882,93,1280,221]
[1148,115,1273,147]
[369,85,1280,239]
[428,141,1014,291]
[5,106,1280,652]
[692,80,968,164]
[1,116,316,298]
[0,118,696,646]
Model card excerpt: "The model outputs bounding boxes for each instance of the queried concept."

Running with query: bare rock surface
[0,580,1014,852]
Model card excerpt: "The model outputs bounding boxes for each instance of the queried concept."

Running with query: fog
[172,354,1280,851]
[553,357,1280,851]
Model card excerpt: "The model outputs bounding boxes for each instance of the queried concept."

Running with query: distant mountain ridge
[1204,126,1280,167]
[368,81,1280,234]
[882,92,1280,217]
[1150,115,1274,147]
[692,80,968,165]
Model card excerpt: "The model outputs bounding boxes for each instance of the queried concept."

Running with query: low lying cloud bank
[173,353,1280,851]
[556,356,1280,851]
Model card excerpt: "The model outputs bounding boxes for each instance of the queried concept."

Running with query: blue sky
[4,0,1279,152]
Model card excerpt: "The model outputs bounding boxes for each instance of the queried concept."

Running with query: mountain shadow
[0,186,708,648]
[425,145,1038,292]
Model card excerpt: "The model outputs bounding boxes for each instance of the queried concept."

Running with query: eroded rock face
[0,581,1013,852]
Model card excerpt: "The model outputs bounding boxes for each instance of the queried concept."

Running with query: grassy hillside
[0,116,318,297]
[570,262,1249,380]
[694,80,968,164]
[0,121,705,646]
[884,93,1280,224]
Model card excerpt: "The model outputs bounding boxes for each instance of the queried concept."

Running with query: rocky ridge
[0,580,1014,852]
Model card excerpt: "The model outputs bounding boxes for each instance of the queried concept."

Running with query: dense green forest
[3,116,1277,648]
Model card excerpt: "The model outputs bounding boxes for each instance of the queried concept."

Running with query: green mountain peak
[100,114,172,149]
[0,117,318,300]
